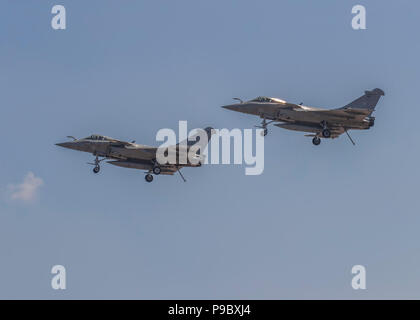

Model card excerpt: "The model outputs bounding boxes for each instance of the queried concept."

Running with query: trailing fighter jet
[222,88,385,145]
[56,127,214,183]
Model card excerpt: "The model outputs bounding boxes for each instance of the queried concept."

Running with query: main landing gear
[322,128,331,138]
[145,164,161,183]
[145,166,187,183]
[152,166,161,175]
[145,174,154,183]
[320,121,331,138]
[311,121,356,146]
[312,137,321,145]
[311,121,330,146]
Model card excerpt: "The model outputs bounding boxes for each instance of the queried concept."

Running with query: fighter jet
[56,127,214,183]
[222,88,385,145]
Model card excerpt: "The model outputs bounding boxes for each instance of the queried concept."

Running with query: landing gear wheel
[312,137,321,146]
[322,129,331,138]
[259,128,268,136]
[152,166,161,175]
[93,166,100,173]
[145,174,154,183]
[257,118,269,136]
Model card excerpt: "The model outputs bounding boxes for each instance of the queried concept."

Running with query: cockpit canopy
[251,96,273,102]
[84,134,107,141]
[250,96,287,104]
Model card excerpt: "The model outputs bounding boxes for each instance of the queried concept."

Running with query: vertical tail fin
[177,127,214,147]
[174,127,214,162]
[339,88,385,110]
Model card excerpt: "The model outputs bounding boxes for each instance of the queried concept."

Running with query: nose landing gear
[255,118,274,136]
[88,155,105,174]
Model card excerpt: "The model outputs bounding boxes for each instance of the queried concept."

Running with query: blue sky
[1,0,420,299]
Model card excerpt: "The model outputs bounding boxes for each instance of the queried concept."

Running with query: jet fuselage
[222,101,373,131]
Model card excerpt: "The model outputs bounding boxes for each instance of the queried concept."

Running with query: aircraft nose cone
[55,142,73,149]
[222,104,241,112]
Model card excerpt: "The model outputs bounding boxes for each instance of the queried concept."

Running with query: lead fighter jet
[56,127,214,183]
[222,88,385,145]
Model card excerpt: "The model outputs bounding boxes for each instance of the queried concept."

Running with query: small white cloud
[9,172,44,203]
